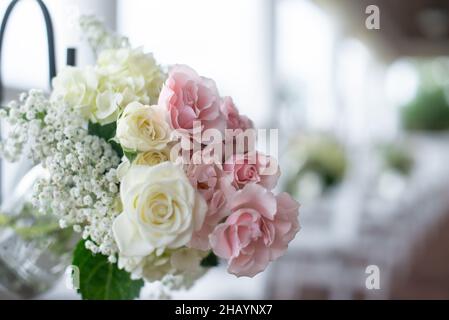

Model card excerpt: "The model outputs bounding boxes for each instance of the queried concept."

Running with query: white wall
[117,0,273,127]
[0,0,116,91]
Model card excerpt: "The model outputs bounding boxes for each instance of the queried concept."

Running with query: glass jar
[0,166,76,298]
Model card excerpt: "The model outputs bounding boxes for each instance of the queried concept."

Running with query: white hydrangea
[0,90,121,258]
[119,251,173,282]
[118,247,207,285]
[51,47,166,125]
[93,47,166,124]
[51,66,98,120]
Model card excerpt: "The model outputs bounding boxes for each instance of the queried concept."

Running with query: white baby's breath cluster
[79,15,130,56]
[0,95,41,162]
[0,90,56,162]
[0,90,121,258]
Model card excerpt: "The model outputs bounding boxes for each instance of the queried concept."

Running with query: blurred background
[2,0,449,299]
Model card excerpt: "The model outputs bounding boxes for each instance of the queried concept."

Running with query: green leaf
[72,239,144,300]
[123,149,138,163]
[88,121,116,140]
[0,213,12,226]
[200,251,219,267]
[88,121,123,157]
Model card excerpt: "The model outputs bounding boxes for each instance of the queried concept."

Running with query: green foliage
[400,59,449,132]
[401,87,449,132]
[286,134,347,196]
[88,121,123,157]
[123,149,138,163]
[72,239,144,300]
[200,252,219,267]
[380,144,414,176]
[0,213,11,226]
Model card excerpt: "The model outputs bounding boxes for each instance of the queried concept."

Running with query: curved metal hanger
[0,0,56,101]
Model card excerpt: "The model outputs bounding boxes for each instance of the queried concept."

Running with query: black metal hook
[0,0,57,101]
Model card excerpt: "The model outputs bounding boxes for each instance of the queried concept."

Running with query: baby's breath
[0,90,120,258]
[79,15,130,56]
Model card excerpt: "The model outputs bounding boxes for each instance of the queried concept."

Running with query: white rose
[134,149,170,166]
[112,162,207,256]
[115,148,171,182]
[116,102,172,152]
[116,157,131,180]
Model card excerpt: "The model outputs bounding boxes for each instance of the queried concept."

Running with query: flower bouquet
[0,16,300,299]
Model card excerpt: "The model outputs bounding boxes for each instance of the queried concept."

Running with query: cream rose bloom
[116,102,172,152]
[134,149,170,166]
[112,162,207,256]
[115,149,170,180]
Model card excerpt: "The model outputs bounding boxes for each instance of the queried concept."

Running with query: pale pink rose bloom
[186,161,223,202]
[189,189,228,250]
[270,192,301,260]
[186,161,234,250]
[223,151,280,190]
[220,96,253,131]
[209,184,300,277]
[221,97,254,157]
[158,65,226,141]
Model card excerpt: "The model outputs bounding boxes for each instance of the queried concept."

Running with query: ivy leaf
[72,239,144,300]
[200,252,219,267]
[88,121,123,157]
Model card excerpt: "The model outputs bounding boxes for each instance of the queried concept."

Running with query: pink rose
[189,189,228,250]
[210,184,300,277]
[223,151,280,190]
[186,161,233,250]
[220,96,253,131]
[221,97,254,157]
[186,161,224,202]
[158,65,226,140]
[270,192,301,260]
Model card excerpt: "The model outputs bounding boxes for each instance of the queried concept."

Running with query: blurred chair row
[267,135,449,299]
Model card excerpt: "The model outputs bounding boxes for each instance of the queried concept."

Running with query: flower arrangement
[0,16,300,299]
[285,134,347,199]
